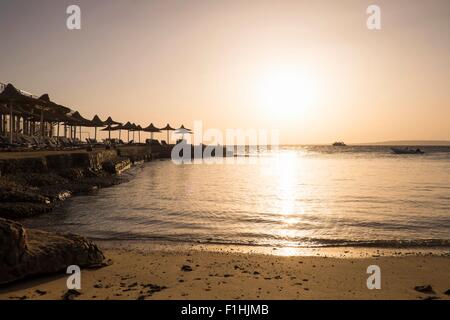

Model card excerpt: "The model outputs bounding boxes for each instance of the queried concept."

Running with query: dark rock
[0,218,106,285]
[35,289,47,295]
[444,289,450,296]
[414,285,435,294]
[102,158,131,174]
[181,265,193,272]
[141,283,167,295]
[0,202,53,219]
[62,289,81,300]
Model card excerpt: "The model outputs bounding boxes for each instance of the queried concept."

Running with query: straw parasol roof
[175,124,192,134]
[0,83,45,106]
[102,117,122,140]
[70,111,93,126]
[38,94,71,115]
[91,115,105,140]
[177,124,192,132]
[121,122,134,142]
[160,123,175,143]
[175,124,192,142]
[161,123,175,131]
[143,123,161,132]
[104,116,121,126]
[143,123,161,141]
[0,83,50,141]
[91,115,105,126]
[121,121,134,130]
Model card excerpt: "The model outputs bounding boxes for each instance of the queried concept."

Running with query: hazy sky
[0,0,449,144]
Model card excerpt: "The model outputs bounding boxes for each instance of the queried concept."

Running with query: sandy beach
[1,243,449,300]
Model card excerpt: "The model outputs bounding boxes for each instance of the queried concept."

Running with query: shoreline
[94,239,450,258]
[1,241,449,300]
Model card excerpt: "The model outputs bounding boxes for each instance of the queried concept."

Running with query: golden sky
[0,0,449,144]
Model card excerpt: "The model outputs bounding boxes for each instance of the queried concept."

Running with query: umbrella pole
[138,131,140,143]
[57,122,60,137]
[127,130,129,142]
[79,126,82,140]
[40,110,44,137]
[9,102,13,144]
[119,129,121,140]
[95,127,97,141]
[109,129,111,140]
[167,130,169,143]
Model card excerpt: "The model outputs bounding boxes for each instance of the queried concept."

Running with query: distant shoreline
[280,141,450,147]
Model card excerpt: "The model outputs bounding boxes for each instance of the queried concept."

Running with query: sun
[255,66,319,119]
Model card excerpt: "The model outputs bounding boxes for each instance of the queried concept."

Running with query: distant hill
[362,140,450,146]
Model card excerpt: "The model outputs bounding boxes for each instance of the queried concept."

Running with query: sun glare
[256,66,319,119]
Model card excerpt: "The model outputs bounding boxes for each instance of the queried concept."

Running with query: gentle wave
[87,232,450,248]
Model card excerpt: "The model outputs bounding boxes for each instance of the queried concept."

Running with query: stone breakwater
[0,146,159,220]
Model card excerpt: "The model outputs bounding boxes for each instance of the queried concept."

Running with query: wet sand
[1,243,449,300]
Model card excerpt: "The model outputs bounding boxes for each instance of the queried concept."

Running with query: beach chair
[32,137,48,150]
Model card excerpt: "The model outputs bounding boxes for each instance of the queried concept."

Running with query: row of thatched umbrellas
[101,122,190,143]
[0,83,192,144]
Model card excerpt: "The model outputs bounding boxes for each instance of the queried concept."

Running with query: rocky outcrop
[0,150,118,176]
[0,218,105,285]
[102,157,132,174]
[0,168,124,220]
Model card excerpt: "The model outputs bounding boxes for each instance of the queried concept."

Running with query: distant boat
[391,147,424,154]
[332,141,346,147]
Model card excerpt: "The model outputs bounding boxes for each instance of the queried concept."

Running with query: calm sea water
[23,146,450,248]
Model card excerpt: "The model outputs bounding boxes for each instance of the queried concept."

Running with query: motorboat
[391,147,424,154]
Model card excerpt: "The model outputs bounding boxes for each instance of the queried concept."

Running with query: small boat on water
[332,141,346,147]
[391,147,424,154]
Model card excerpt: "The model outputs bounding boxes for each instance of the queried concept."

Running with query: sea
[23,145,450,249]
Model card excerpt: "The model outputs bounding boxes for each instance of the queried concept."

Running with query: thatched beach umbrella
[102,117,121,140]
[69,111,93,139]
[160,123,175,143]
[143,123,161,141]
[175,125,192,141]
[131,123,137,141]
[101,125,115,140]
[91,115,105,141]
[135,125,143,143]
[122,122,134,142]
[38,94,72,138]
[104,116,121,126]
[108,124,124,140]
[0,83,49,143]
